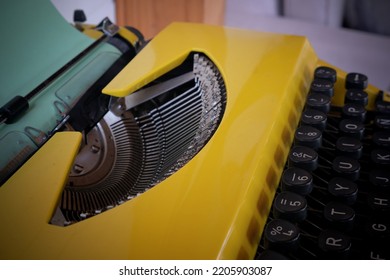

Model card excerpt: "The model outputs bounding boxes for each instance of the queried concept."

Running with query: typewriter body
[0,0,388,260]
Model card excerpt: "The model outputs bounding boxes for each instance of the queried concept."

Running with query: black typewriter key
[314,66,337,83]
[300,109,327,131]
[264,219,300,253]
[310,79,334,96]
[332,156,360,181]
[345,89,368,106]
[374,115,390,130]
[367,193,390,212]
[273,191,307,222]
[341,103,366,122]
[256,250,289,260]
[294,126,322,149]
[369,169,390,189]
[318,229,351,258]
[345,72,368,90]
[306,93,331,113]
[339,119,365,139]
[364,220,390,258]
[375,100,390,115]
[328,177,358,205]
[324,202,355,231]
[371,149,390,166]
[288,146,318,171]
[365,247,389,260]
[281,167,313,195]
[373,131,390,147]
[335,137,363,159]
[365,219,390,241]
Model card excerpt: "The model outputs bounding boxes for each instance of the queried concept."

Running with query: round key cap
[367,193,390,212]
[273,191,308,222]
[369,169,390,189]
[328,177,358,205]
[342,103,366,122]
[336,137,363,159]
[373,131,390,147]
[318,229,351,259]
[365,218,390,240]
[300,109,327,131]
[256,250,289,260]
[314,66,337,83]
[264,219,300,253]
[345,72,368,89]
[345,89,368,106]
[374,115,390,130]
[294,126,322,149]
[339,119,365,139]
[310,79,334,96]
[365,247,389,260]
[375,99,390,115]
[324,201,355,231]
[371,149,390,166]
[332,156,360,181]
[288,146,318,171]
[306,93,331,113]
[281,167,313,195]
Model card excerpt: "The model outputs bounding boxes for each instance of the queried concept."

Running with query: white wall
[52,0,345,27]
[225,0,279,19]
[226,0,346,27]
[283,0,345,27]
[51,0,116,24]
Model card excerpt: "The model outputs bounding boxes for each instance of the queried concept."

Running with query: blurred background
[51,0,390,37]
[51,0,390,90]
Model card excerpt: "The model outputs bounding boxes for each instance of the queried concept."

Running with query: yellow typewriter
[1,0,389,260]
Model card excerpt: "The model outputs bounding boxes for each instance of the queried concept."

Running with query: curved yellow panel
[0,132,82,259]
[103,22,318,97]
[1,22,320,259]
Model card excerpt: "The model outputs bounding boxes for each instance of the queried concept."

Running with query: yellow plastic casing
[0,132,82,259]
[1,22,318,259]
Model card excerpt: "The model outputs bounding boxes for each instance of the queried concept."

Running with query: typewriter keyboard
[256,67,390,260]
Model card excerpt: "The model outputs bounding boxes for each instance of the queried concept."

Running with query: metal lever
[0,95,29,124]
